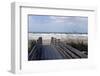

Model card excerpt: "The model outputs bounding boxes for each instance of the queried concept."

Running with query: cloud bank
[28,15,88,33]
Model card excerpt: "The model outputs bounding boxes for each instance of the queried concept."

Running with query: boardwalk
[28,37,87,60]
[41,45,63,60]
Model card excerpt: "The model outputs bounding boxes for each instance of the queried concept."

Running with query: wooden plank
[54,45,72,59]
[60,42,87,58]
[59,44,80,58]
[28,45,37,56]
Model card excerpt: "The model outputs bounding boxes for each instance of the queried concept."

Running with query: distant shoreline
[28,32,88,34]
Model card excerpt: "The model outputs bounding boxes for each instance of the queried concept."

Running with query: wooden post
[51,37,54,44]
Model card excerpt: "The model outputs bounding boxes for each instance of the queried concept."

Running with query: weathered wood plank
[58,43,80,58]
[60,42,87,58]
[54,45,72,59]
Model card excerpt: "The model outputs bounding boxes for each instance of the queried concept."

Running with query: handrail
[51,37,87,58]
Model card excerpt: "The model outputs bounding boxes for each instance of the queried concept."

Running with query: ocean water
[28,33,88,40]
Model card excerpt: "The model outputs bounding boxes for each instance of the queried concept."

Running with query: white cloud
[49,16,87,23]
[49,16,67,23]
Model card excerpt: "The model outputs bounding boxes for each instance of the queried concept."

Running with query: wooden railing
[51,37,87,59]
[28,37,43,60]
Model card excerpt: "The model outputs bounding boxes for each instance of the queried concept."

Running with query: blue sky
[28,15,88,33]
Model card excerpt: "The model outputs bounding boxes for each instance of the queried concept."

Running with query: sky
[28,15,88,33]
